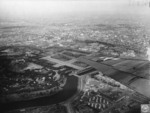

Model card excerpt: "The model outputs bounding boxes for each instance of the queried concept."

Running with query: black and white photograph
[0,0,150,113]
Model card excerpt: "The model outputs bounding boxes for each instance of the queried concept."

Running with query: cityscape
[0,0,150,113]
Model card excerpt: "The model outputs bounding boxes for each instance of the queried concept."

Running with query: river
[1,76,78,112]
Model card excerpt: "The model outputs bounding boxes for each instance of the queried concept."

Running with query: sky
[0,0,130,18]
[0,0,149,21]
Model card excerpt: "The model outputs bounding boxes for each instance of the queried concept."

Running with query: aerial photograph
[0,0,150,113]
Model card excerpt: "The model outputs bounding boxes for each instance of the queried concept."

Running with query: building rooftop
[77,56,150,98]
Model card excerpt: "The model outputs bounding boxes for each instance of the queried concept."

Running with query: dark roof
[78,56,150,98]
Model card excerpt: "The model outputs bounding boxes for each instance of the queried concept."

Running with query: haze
[0,0,130,18]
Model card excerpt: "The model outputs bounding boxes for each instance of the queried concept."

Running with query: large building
[77,56,150,98]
